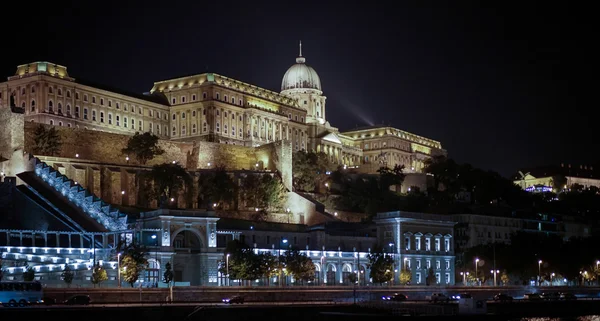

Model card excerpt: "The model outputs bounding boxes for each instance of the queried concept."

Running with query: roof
[217,217,308,233]
[514,164,600,180]
[76,78,170,105]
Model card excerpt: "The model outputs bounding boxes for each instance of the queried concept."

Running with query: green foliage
[551,175,567,193]
[292,151,336,192]
[163,262,174,285]
[500,270,510,286]
[121,132,165,165]
[282,247,316,284]
[32,124,62,156]
[198,166,236,209]
[91,263,108,286]
[117,240,149,287]
[367,246,394,284]
[220,239,264,282]
[399,268,412,285]
[146,163,192,208]
[61,264,74,287]
[22,266,35,282]
[377,165,406,191]
[240,174,288,211]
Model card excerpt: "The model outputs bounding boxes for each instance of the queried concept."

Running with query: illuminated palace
[0,45,454,287]
[0,43,445,174]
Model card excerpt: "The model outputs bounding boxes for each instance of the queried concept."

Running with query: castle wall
[0,107,25,182]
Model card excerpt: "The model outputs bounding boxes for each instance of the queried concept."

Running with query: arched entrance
[172,230,203,285]
[342,263,353,285]
[326,263,336,285]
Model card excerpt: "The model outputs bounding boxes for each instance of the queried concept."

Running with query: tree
[61,264,74,287]
[551,175,567,193]
[220,240,264,285]
[163,262,174,286]
[118,241,149,287]
[121,132,165,165]
[367,246,394,284]
[240,174,288,211]
[23,266,35,282]
[32,124,62,156]
[91,263,108,287]
[377,164,406,191]
[347,272,358,284]
[282,247,316,284]
[146,163,192,208]
[500,270,510,286]
[399,268,412,285]
[292,151,336,192]
[198,167,236,209]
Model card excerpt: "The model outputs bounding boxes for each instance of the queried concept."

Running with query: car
[382,293,408,301]
[63,295,91,305]
[222,295,244,304]
[428,293,449,303]
[559,292,577,300]
[41,297,57,305]
[493,293,513,303]
[450,293,472,300]
[541,292,560,301]
[523,293,542,301]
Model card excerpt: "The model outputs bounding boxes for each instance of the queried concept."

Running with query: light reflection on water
[520,316,600,321]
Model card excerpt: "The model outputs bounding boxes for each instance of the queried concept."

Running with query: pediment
[319,131,342,145]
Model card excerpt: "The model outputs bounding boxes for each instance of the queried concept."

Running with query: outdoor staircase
[17,154,128,232]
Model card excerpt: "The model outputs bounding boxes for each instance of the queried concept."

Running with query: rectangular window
[131,118,135,129]
[436,260,441,270]
[108,114,112,125]
[116,115,120,126]
[445,260,450,270]
[124,117,128,127]
[445,273,450,284]
[139,120,143,130]
[435,273,441,284]
[75,106,80,118]
[92,110,96,121]
[405,237,410,250]
[435,238,440,251]
[426,260,431,269]
[416,272,421,284]
[100,112,104,123]
[415,237,421,251]
[83,108,88,120]
[445,239,450,252]
[416,260,421,269]
[425,238,431,251]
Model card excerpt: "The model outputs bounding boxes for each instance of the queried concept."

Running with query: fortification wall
[0,107,25,181]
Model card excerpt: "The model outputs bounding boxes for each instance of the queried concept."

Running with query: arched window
[30,100,36,112]
[58,88,62,96]
[31,86,35,93]
[58,103,63,114]
[21,101,25,108]
[48,100,54,112]
[49,119,54,125]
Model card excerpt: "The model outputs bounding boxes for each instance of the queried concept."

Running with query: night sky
[3,2,593,177]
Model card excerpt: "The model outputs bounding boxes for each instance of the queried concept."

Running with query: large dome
[281,42,322,91]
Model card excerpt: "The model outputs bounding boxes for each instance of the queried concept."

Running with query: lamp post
[280,238,288,287]
[117,252,122,288]
[551,272,555,286]
[460,272,469,286]
[226,253,230,286]
[151,235,158,287]
[538,260,542,286]
[389,242,395,285]
[475,258,479,286]
[491,270,499,287]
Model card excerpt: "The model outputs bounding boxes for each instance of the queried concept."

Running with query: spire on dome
[296,40,306,64]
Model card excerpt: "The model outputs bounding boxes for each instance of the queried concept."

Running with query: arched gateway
[138,209,220,286]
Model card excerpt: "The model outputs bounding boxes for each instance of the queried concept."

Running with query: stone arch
[170,226,206,249]
[326,263,337,285]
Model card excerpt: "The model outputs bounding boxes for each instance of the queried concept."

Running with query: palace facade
[0,44,445,173]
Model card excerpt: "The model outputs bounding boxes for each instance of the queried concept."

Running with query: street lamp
[551,272,555,286]
[117,252,122,288]
[460,272,469,286]
[475,258,479,286]
[491,270,499,287]
[226,253,230,286]
[151,235,158,287]
[538,260,542,286]
[280,238,288,286]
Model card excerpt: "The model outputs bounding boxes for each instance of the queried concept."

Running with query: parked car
[541,292,560,301]
[524,293,542,301]
[63,295,91,305]
[493,293,513,303]
[222,295,244,304]
[450,293,472,300]
[427,293,449,303]
[41,297,57,305]
[559,292,577,300]
[382,293,408,301]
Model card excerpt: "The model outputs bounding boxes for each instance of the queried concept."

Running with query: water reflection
[520,316,600,321]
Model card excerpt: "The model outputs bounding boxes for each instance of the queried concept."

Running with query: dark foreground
[1,300,600,321]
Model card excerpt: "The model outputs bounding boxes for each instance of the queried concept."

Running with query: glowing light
[75,154,79,158]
